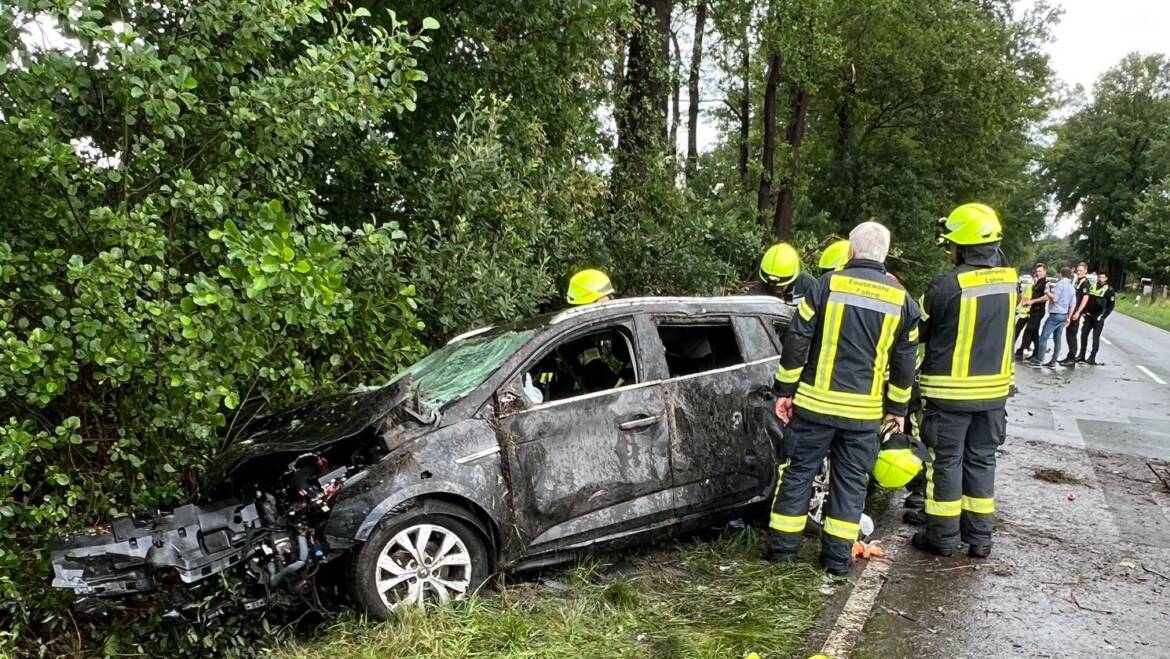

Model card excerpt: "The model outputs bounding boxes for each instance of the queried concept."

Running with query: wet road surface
[850,312,1170,658]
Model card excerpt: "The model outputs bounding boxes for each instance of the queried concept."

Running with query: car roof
[446,296,793,345]
[549,295,792,325]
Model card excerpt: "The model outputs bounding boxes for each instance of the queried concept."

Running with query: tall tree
[615,0,673,200]
[1048,53,1170,282]
[685,1,708,180]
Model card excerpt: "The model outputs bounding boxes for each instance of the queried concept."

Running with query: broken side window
[525,327,638,404]
[655,320,744,377]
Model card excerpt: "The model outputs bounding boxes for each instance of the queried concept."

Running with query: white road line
[1102,337,1113,346]
[1137,365,1167,385]
[819,528,911,658]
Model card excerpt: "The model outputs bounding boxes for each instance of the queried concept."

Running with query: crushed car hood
[202,378,412,493]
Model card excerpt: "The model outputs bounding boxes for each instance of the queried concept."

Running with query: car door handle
[619,414,662,431]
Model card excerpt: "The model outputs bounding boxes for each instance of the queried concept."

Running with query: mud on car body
[52,296,794,619]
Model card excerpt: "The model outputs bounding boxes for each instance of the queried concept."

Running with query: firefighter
[566,269,615,305]
[765,221,919,575]
[819,239,851,273]
[1077,271,1116,365]
[749,242,819,304]
[915,203,1017,559]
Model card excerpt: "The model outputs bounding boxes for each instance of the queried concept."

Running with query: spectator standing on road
[1031,267,1075,367]
[1060,262,1091,366]
[1015,263,1049,360]
[1077,272,1116,365]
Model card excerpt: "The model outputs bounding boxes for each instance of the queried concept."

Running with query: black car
[52,296,793,619]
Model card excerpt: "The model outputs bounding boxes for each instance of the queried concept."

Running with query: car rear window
[656,320,744,377]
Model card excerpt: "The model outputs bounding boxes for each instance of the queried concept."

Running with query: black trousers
[1064,316,1082,360]
[1079,314,1106,360]
[1013,317,1029,348]
[1016,315,1043,357]
[922,405,1006,547]
[768,412,879,571]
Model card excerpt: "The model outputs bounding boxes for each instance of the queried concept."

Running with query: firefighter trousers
[768,412,879,571]
[922,404,1006,548]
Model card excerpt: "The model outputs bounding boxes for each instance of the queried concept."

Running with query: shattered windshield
[396,328,537,411]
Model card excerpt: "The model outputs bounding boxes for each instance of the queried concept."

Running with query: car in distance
[52,296,793,619]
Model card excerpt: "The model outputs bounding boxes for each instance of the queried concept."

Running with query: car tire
[351,511,490,620]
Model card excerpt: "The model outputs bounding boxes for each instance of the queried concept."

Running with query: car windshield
[395,328,537,411]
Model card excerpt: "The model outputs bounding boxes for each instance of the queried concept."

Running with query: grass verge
[275,529,827,659]
[1116,296,1170,332]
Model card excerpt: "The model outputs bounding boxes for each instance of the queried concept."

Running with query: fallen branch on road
[1070,593,1115,615]
[1147,461,1170,491]
[1140,563,1170,582]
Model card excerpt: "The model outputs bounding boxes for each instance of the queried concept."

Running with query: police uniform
[1078,280,1115,363]
[1063,274,1090,362]
[917,244,1017,552]
[768,259,919,573]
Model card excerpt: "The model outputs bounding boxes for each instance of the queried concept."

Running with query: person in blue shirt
[1029,266,1075,367]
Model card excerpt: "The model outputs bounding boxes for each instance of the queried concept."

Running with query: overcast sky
[1040,0,1170,95]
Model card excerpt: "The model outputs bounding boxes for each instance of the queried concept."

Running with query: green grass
[1116,296,1170,332]
[274,530,828,659]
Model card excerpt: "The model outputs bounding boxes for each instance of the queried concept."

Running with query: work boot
[911,531,954,557]
[903,491,925,509]
[1086,358,1100,365]
[820,559,851,577]
[1076,354,1087,364]
[761,542,797,564]
[968,544,992,559]
[902,509,926,526]
[1058,356,1077,366]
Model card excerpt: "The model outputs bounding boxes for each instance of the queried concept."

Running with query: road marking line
[1137,365,1167,385]
[819,527,911,658]
[1102,337,1113,346]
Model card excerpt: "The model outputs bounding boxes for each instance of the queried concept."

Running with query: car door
[495,319,675,552]
[656,314,781,515]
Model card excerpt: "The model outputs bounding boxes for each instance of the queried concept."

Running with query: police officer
[915,203,1017,559]
[749,243,819,304]
[765,222,919,575]
[1077,272,1116,365]
[1060,262,1091,365]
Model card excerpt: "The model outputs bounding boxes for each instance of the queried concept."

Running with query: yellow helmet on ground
[872,425,929,489]
[566,269,614,305]
[938,203,1003,246]
[759,243,801,286]
[818,240,851,271]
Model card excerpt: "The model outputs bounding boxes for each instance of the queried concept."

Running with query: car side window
[523,326,638,405]
[655,319,744,377]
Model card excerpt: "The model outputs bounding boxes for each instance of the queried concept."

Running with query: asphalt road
[843,311,1170,658]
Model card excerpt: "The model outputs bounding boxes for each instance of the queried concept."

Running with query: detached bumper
[52,499,262,597]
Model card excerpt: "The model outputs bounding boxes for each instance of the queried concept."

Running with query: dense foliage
[1048,53,1170,284]
[2,0,1058,655]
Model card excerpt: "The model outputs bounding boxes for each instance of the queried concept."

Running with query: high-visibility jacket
[773,259,920,430]
[1084,282,1115,318]
[919,257,1018,411]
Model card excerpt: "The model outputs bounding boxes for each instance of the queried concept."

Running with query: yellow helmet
[938,203,1003,246]
[872,426,929,489]
[566,269,614,305]
[759,243,801,286]
[818,240,851,271]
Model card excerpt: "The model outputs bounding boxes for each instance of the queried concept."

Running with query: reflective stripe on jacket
[920,265,1018,410]
[773,259,920,430]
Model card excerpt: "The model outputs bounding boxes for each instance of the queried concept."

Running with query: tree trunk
[774,85,810,239]
[670,30,682,160]
[685,1,707,180]
[757,52,782,224]
[614,0,672,203]
[737,26,750,181]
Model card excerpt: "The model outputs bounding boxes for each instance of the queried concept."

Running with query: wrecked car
[52,296,794,619]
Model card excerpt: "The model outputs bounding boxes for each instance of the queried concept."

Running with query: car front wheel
[351,512,489,620]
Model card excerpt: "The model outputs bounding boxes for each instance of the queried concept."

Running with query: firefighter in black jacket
[915,203,1017,559]
[765,221,919,575]
[1077,272,1116,365]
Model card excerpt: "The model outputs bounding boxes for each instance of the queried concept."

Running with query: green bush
[0,2,434,654]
